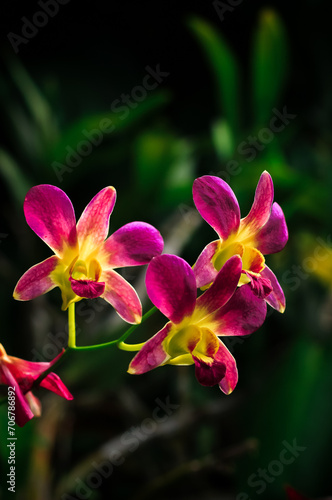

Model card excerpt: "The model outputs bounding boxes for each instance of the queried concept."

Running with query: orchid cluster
[2,171,288,426]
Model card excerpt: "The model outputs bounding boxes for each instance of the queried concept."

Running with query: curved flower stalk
[192,171,288,312]
[13,185,164,323]
[128,254,267,394]
[0,344,72,427]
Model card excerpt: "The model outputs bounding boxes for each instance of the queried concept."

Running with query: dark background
[1,1,332,499]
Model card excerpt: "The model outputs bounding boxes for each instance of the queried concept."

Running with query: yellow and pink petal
[128,323,172,374]
[101,221,163,268]
[194,255,242,321]
[214,340,238,394]
[193,240,220,288]
[239,171,274,239]
[76,186,116,259]
[260,265,286,313]
[206,284,267,337]
[193,176,241,240]
[24,185,78,258]
[101,269,142,324]
[255,202,288,254]
[13,256,60,301]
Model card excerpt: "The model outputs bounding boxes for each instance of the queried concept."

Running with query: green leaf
[188,16,241,138]
[134,130,176,195]
[160,139,195,208]
[237,338,332,495]
[251,9,289,127]
[3,54,58,147]
[47,91,170,165]
[0,149,32,206]
[211,119,235,160]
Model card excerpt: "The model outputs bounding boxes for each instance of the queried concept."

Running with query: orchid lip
[69,277,105,298]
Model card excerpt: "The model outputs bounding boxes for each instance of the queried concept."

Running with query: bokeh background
[1,1,332,499]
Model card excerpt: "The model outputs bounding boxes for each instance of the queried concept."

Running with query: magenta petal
[69,277,105,298]
[1,364,34,427]
[193,355,226,387]
[241,171,274,235]
[102,222,164,268]
[24,185,77,256]
[212,284,267,336]
[214,340,238,394]
[40,372,73,400]
[193,176,240,239]
[196,255,242,315]
[102,269,142,323]
[255,202,288,254]
[128,323,172,374]
[76,186,116,254]
[193,240,219,288]
[261,265,286,312]
[243,271,273,299]
[13,256,59,301]
[146,254,196,324]
[0,349,70,426]
[7,349,65,390]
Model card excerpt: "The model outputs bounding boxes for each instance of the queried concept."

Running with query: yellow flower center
[212,238,265,287]
[163,323,219,367]
[52,249,104,310]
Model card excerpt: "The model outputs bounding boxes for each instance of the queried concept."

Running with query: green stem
[69,305,157,351]
[117,341,145,352]
[68,303,76,348]
[0,307,158,405]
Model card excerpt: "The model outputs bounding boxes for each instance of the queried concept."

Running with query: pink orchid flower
[192,171,288,312]
[129,254,266,393]
[13,185,163,323]
[0,344,72,427]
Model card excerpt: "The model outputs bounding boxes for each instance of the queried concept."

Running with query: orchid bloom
[0,344,72,427]
[13,185,163,323]
[192,171,288,312]
[129,254,266,393]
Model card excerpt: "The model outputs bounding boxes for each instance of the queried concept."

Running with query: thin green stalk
[69,306,157,351]
[68,302,76,348]
[117,341,145,352]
